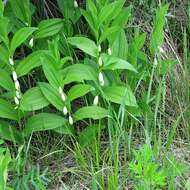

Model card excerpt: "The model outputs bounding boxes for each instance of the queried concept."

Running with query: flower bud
[12,71,17,81]
[98,45,101,52]
[15,80,20,90]
[16,90,21,99]
[93,95,99,106]
[14,96,19,105]
[98,72,104,86]
[154,57,158,67]
[158,46,164,53]
[69,115,74,125]
[74,0,78,8]
[61,93,66,102]
[98,57,103,67]
[9,58,14,66]
[58,86,63,95]
[29,38,34,48]
[108,48,112,55]
[63,106,68,115]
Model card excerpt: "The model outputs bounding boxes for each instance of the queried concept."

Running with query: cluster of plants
[0,0,189,189]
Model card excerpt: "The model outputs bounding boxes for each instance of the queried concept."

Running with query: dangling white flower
[69,115,74,125]
[63,106,68,115]
[108,48,112,55]
[98,45,101,52]
[98,57,103,67]
[61,93,66,102]
[98,72,104,86]
[29,38,34,48]
[12,71,17,81]
[9,58,14,66]
[14,96,19,105]
[15,80,20,90]
[74,0,78,8]
[93,95,99,106]
[16,90,21,99]
[58,86,63,95]
[158,46,164,53]
[154,57,158,67]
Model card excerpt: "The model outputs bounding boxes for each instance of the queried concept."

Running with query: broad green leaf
[0,1,4,18]
[9,0,31,25]
[0,68,14,91]
[103,86,137,107]
[38,82,63,111]
[53,125,73,135]
[74,106,109,121]
[67,37,98,57]
[0,98,18,120]
[0,150,11,189]
[101,53,137,72]
[99,26,120,44]
[79,125,105,147]
[150,4,169,54]
[34,18,63,39]
[42,54,62,88]
[128,33,146,66]
[16,50,47,77]
[10,27,37,54]
[62,64,97,84]
[68,84,94,101]
[0,120,23,143]
[20,87,49,111]
[24,113,68,135]
[0,17,9,45]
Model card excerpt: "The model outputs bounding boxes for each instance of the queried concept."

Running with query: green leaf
[62,64,97,84]
[67,37,98,57]
[0,1,4,18]
[42,54,62,88]
[34,18,63,39]
[10,27,37,54]
[24,113,68,135]
[79,125,105,147]
[74,106,109,121]
[0,120,23,143]
[68,84,94,101]
[0,68,14,91]
[53,126,73,135]
[38,82,63,111]
[0,17,9,45]
[103,86,137,107]
[150,4,169,54]
[16,50,47,77]
[20,87,49,111]
[101,53,137,72]
[9,0,31,24]
[0,98,18,121]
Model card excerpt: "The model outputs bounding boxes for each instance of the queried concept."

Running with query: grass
[0,0,190,189]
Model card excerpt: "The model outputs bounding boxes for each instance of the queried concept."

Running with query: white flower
[61,93,66,102]
[9,58,14,66]
[15,80,20,90]
[93,95,99,106]
[58,86,63,95]
[158,46,164,53]
[14,96,19,105]
[69,115,74,125]
[29,38,34,47]
[98,72,104,86]
[108,48,112,55]
[74,0,78,8]
[63,106,68,115]
[98,45,101,52]
[16,90,21,99]
[12,71,17,81]
[98,57,103,67]
[154,57,158,67]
